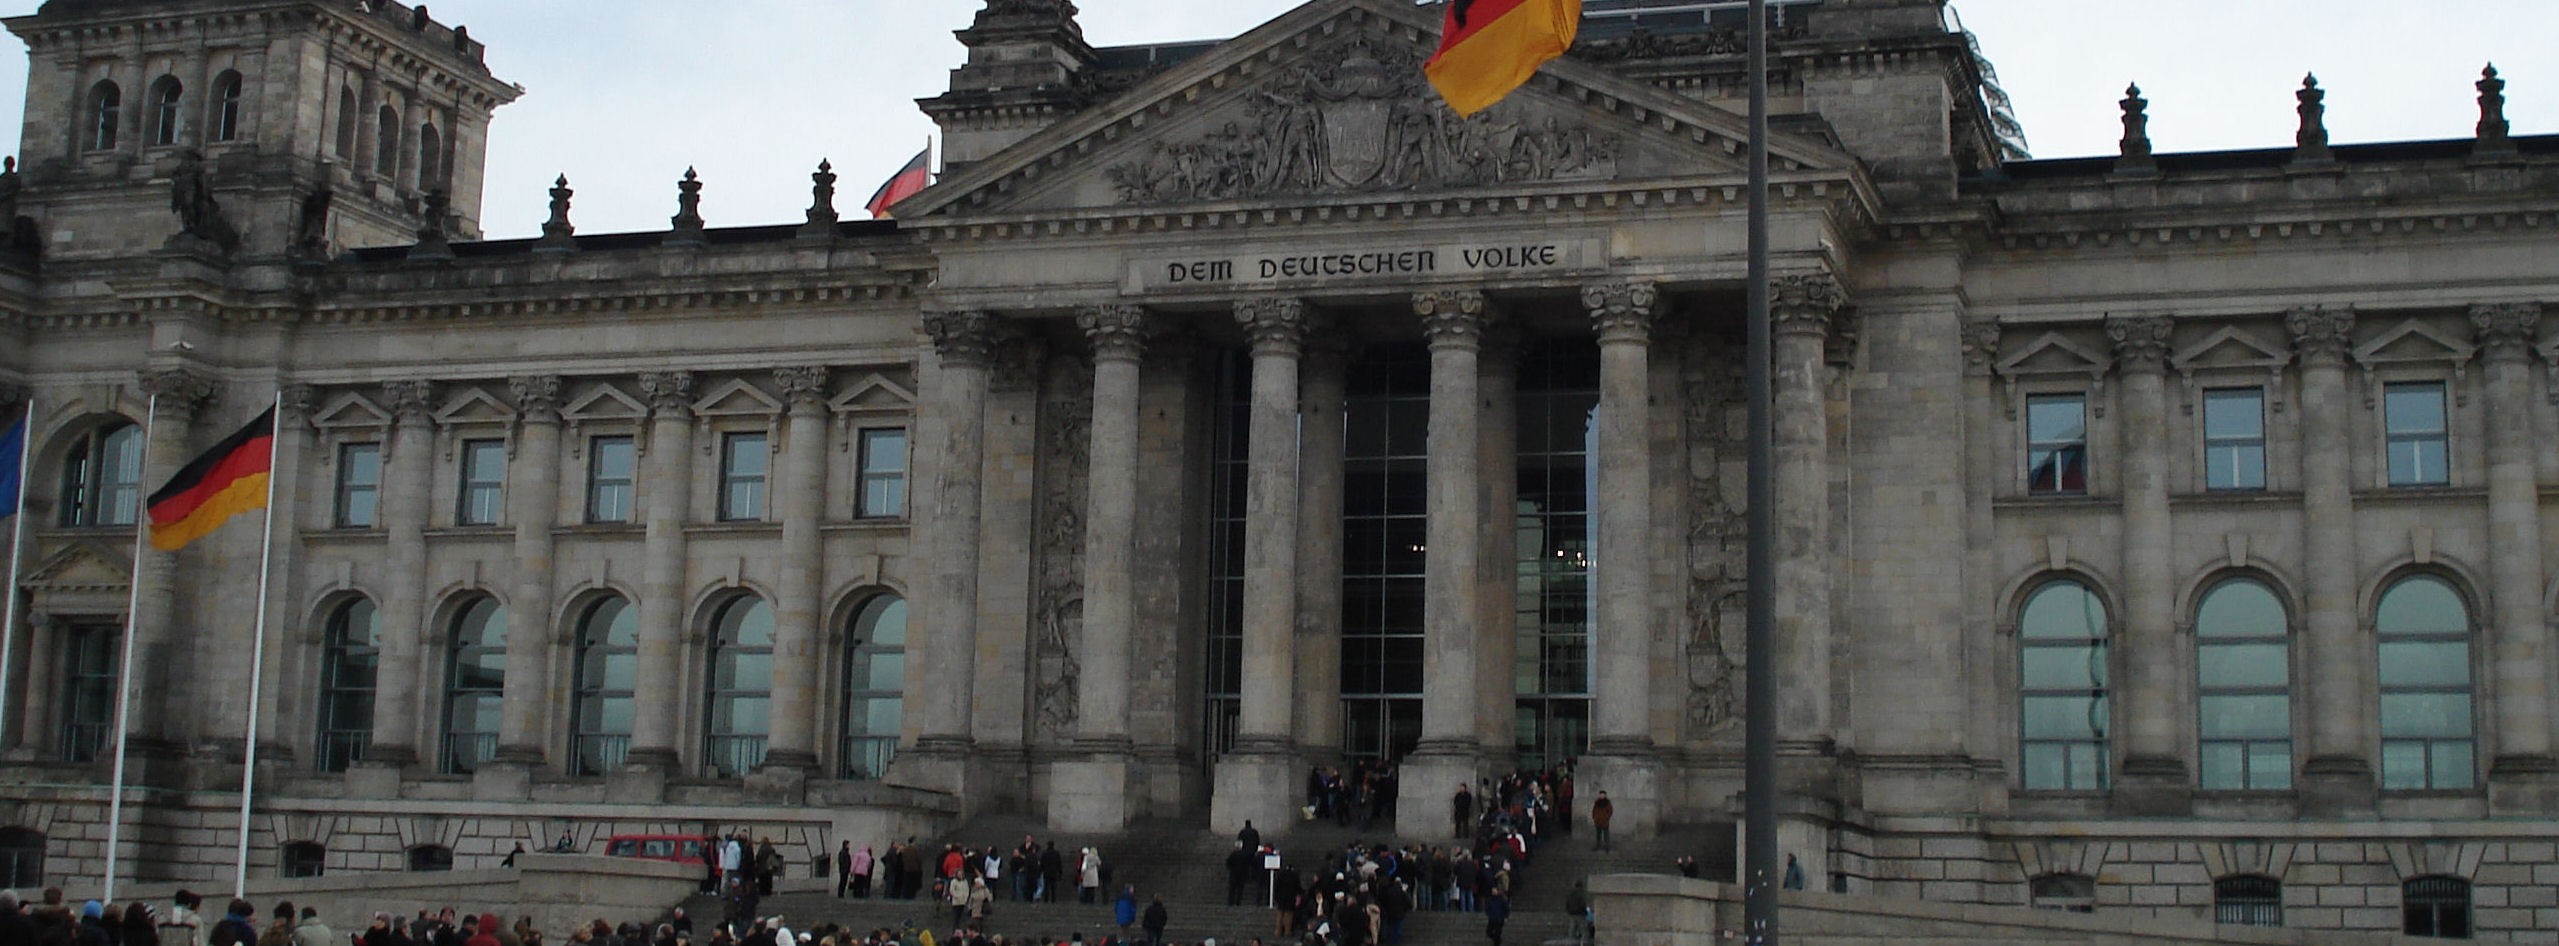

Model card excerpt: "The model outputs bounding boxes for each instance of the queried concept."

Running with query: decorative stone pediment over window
[830,372,917,449]
[690,378,783,455]
[434,386,517,460]
[563,382,647,459]
[23,541,133,615]
[2171,324,2293,415]
[310,391,392,463]
[2353,319,2475,407]
[1996,330,2114,418]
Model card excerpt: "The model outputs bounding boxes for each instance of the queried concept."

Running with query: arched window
[838,594,907,780]
[147,76,183,147]
[0,828,42,889]
[2376,575,2475,791]
[334,86,356,158]
[2213,875,2282,927]
[2402,876,2471,938]
[407,845,453,872]
[315,598,379,773]
[281,841,326,879]
[2029,873,2096,913]
[2196,578,2291,791]
[210,71,244,142]
[2019,580,2109,791]
[375,106,400,178]
[569,596,638,777]
[438,596,506,775]
[87,81,121,151]
[59,420,143,527]
[703,595,774,778]
[416,122,442,190]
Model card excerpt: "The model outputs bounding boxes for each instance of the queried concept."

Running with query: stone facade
[1,0,2556,940]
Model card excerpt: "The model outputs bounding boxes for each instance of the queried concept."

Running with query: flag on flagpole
[0,407,25,519]
[146,407,276,552]
[865,145,933,220]
[1425,0,1583,118]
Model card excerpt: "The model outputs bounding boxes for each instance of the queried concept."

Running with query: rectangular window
[857,428,908,519]
[2202,388,2267,491]
[2385,382,2449,487]
[457,439,506,526]
[334,442,381,528]
[586,435,636,524]
[719,432,768,522]
[2026,393,2088,495]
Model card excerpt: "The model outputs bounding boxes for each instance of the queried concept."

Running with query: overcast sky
[1,1,2551,238]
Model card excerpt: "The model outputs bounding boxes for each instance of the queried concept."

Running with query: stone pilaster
[892,313,997,800]
[2107,315,2190,815]
[1294,328,1350,761]
[1215,298,1310,834]
[367,378,434,771]
[127,368,215,763]
[622,370,695,784]
[1581,281,1665,833]
[1400,289,1489,831]
[1052,303,1148,833]
[764,366,832,779]
[2473,303,2558,812]
[1771,277,1843,791]
[1960,319,2006,800]
[2288,306,2374,814]
[490,375,563,782]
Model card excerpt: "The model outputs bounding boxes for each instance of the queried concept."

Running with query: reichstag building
[1,0,2555,938]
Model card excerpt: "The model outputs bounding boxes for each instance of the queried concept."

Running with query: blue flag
[0,410,24,519]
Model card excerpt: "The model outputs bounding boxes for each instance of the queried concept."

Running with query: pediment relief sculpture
[1105,36,1623,204]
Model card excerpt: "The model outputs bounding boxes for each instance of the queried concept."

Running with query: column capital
[508,375,565,423]
[1582,281,1659,345]
[2286,305,2356,367]
[2470,302,2543,363]
[923,310,1001,367]
[383,379,436,424]
[1078,303,1151,363]
[2105,315,2174,375]
[1234,297,1310,358]
[636,371,696,416]
[772,366,831,409]
[279,383,317,421]
[140,367,218,418]
[1771,275,1846,338]
[1414,290,1491,350]
[1960,319,2003,377]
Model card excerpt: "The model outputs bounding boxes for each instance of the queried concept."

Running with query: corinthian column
[1771,277,1842,772]
[765,367,832,775]
[893,314,997,800]
[1051,304,1149,833]
[2108,316,2190,814]
[625,371,695,779]
[1399,290,1489,832]
[369,379,435,770]
[494,375,563,775]
[2473,303,2558,810]
[1578,282,1665,833]
[1214,298,1309,836]
[2290,306,2374,814]
[129,368,216,758]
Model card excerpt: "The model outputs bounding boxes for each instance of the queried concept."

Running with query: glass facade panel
[2025,394,2087,494]
[705,595,774,777]
[335,442,381,528]
[587,435,635,523]
[1340,347,1429,761]
[2384,382,2449,487]
[60,624,119,763]
[1515,345,1597,772]
[457,439,505,526]
[61,422,143,527]
[439,597,506,774]
[839,595,908,780]
[316,599,379,773]
[570,596,638,776]
[2197,579,2291,790]
[2019,581,2108,790]
[2203,388,2267,490]
[858,428,908,518]
[1201,355,1248,762]
[719,432,769,521]
[2375,575,2474,791]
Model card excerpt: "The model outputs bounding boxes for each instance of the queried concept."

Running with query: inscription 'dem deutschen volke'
[1134,240,1590,294]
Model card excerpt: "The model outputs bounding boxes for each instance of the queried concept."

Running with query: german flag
[146,406,275,552]
[1425,0,1583,118]
[865,145,932,220]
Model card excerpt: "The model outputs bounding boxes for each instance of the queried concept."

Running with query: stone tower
[921,0,1094,178]
[2,0,520,261]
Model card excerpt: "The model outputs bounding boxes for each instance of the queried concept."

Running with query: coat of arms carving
[1107,36,1622,203]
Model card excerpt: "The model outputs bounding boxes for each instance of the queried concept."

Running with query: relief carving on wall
[1682,329,1748,739]
[1031,352,1094,744]
[1107,36,1622,203]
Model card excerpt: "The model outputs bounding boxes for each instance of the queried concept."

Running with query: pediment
[434,387,516,427]
[1998,332,2111,378]
[562,383,646,423]
[2354,320,2473,366]
[2172,326,2290,373]
[905,0,1855,219]
[691,379,782,419]
[830,373,916,415]
[25,542,132,593]
[311,392,390,431]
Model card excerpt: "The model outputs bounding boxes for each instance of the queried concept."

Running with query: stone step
[681,893,1575,946]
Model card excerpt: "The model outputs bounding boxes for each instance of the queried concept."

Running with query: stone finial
[535,175,577,253]
[2476,64,2516,156]
[801,160,840,239]
[2293,74,2333,165]
[2105,316,2175,375]
[922,310,1001,367]
[1771,275,1847,337]
[2285,305,2355,366]
[408,190,454,261]
[1582,281,1659,344]
[1233,298,1309,357]
[2116,83,2157,175]
[1077,304,1152,362]
[666,167,707,247]
[2470,302,2542,361]
[509,375,564,421]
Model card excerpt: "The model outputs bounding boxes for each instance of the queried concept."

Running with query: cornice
[1878,202,2559,255]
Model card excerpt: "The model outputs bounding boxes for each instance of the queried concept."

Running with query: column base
[346,758,408,800]
[1211,749,1303,839]
[2110,755,2193,817]
[1049,748,1136,834]
[607,755,673,805]
[471,760,535,801]
[492,743,546,766]
[1775,740,1844,802]
[885,737,975,800]
[1577,750,1665,837]
[2298,755,2376,818]
[745,760,812,804]
[2488,754,2559,815]
[1396,746,1482,839]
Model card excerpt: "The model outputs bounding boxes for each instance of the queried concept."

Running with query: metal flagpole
[1741,0,1781,943]
[104,392,160,903]
[0,396,34,753]
[233,391,285,897]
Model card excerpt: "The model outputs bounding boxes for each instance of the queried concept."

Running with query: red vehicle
[603,834,711,864]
